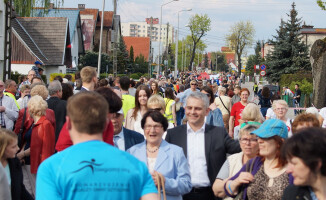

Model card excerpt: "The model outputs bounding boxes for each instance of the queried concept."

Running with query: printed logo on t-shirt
[71,159,103,174]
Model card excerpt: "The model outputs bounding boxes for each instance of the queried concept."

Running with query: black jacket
[123,127,145,151]
[282,185,312,200]
[166,124,241,185]
[8,158,34,200]
[47,96,67,141]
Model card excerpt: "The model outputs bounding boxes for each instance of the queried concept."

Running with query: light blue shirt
[114,128,125,151]
[36,140,157,200]
[128,140,192,200]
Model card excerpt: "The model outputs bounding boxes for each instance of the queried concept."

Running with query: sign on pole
[260,64,266,71]
[260,71,266,76]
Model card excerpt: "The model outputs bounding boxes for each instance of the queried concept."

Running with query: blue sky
[64,0,326,55]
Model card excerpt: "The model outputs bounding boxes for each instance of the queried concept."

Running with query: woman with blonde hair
[147,95,174,139]
[15,95,55,197]
[234,103,264,140]
[0,129,33,199]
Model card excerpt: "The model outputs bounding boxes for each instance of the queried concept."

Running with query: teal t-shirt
[36,140,157,200]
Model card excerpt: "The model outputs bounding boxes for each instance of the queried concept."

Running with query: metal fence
[281,94,313,108]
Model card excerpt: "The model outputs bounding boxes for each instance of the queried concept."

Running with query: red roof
[80,9,99,21]
[96,11,114,27]
[123,37,150,61]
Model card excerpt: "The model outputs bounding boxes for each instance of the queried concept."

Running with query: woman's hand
[151,171,165,187]
[234,172,254,185]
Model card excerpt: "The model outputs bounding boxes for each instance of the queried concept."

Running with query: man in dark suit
[166,92,241,200]
[47,80,67,142]
[80,66,98,92]
[111,109,144,151]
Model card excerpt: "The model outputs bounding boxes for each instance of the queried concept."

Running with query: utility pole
[112,0,118,77]
[165,23,169,75]
[3,0,13,81]
[148,17,153,77]
[181,39,184,72]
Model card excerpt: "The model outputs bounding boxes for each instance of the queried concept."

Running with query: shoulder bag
[156,172,167,200]
[219,96,230,115]
[234,157,257,200]
[18,108,27,148]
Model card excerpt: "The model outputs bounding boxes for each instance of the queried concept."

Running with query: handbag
[219,96,230,115]
[18,108,27,148]
[156,172,167,200]
[234,157,256,200]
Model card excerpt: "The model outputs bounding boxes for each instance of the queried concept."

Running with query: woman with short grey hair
[214,86,231,130]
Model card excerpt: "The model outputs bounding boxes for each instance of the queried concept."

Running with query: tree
[187,14,211,71]
[226,20,255,75]
[246,41,263,75]
[211,52,228,72]
[134,54,148,74]
[117,36,129,74]
[10,0,64,17]
[204,53,209,69]
[129,46,134,63]
[317,0,326,10]
[265,3,310,83]
[79,51,111,73]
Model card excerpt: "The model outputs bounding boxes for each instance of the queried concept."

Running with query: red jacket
[30,116,55,174]
[55,121,114,152]
[14,108,56,148]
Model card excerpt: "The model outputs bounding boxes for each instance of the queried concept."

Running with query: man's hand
[0,106,6,112]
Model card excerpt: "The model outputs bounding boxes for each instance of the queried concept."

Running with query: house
[94,11,114,55]
[32,8,85,67]
[123,37,151,61]
[79,7,100,51]
[11,17,72,79]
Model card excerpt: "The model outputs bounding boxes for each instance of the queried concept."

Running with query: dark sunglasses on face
[191,83,197,86]
[148,108,162,112]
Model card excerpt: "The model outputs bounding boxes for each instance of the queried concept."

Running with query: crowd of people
[0,66,326,200]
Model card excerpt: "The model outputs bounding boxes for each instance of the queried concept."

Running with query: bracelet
[228,181,234,195]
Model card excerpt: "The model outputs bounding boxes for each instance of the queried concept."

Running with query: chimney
[49,3,54,9]
[78,4,85,10]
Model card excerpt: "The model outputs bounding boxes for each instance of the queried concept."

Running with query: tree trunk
[188,43,197,71]
[237,54,242,76]
[310,39,326,109]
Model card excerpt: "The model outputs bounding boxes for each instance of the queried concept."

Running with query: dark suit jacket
[166,124,241,185]
[8,158,33,200]
[47,96,67,141]
[123,127,144,150]
[80,87,89,92]
[282,185,312,200]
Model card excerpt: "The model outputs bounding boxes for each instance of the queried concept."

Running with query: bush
[49,73,75,82]
[130,73,140,80]
[279,71,312,89]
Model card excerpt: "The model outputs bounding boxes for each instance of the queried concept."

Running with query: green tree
[265,3,310,83]
[246,41,263,75]
[211,52,228,72]
[317,0,326,10]
[79,51,111,73]
[187,14,211,71]
[204,53,209,68]
[134,54,148,74]
[10,0,64,17]
[129,46,134,63]
[226,20,255,74]
[117,36,129,74]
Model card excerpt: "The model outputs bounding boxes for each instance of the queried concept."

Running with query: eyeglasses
[191,83,197,86]
[144,125,163,130]
[240,138,258,144]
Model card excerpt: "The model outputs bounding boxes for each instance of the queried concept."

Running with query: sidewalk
[241,81,295,120]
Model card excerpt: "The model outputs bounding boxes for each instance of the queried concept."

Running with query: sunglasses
[148,108,162,112]
[191,83,197,86]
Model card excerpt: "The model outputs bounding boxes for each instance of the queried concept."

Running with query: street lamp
[174,8,192,78]
[158,0,178,76]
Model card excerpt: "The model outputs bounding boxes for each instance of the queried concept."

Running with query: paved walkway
[241,81,295,120]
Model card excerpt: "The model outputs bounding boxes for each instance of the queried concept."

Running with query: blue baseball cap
[251,119,288,139]
[34,61,43,65]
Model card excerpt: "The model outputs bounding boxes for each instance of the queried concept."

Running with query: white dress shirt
[186,123,211,187]
[113,128,125,151]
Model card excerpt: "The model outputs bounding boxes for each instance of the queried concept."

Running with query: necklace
[146,147,158,153]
